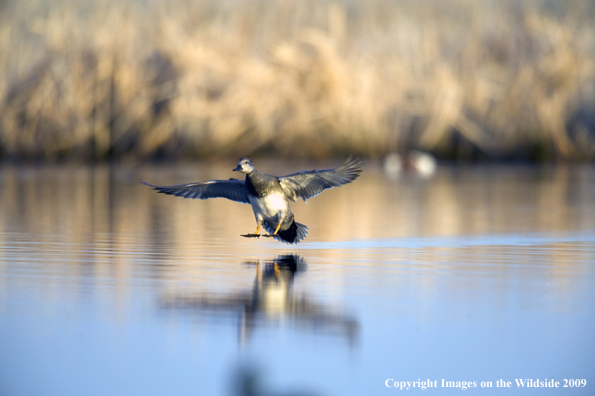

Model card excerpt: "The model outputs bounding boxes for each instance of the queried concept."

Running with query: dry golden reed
[1,0,594,161]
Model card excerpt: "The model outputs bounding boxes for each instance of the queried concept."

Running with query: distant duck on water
[383,151,437,179]
[141,158,362,244]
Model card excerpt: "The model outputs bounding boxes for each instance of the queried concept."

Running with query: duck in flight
[141,158,362,244]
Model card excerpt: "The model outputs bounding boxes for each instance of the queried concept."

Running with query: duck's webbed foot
[241,225,262,238]
[241,234,261,238]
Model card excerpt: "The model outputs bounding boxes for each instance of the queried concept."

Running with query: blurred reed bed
[1,0,594,161]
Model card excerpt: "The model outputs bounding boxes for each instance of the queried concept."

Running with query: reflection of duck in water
[141,158,362,244]
[160,255,358,346]
[233,364,325,396]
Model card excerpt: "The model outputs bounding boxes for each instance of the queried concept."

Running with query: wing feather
[278,158,362,202]
[140,178,250,204]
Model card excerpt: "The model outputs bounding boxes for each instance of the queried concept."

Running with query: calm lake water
[1,161,594,396]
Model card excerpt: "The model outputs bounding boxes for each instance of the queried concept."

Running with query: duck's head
[233,157,255,174]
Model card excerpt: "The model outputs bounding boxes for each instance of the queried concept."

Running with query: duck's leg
[263,222,282,238]
[241,224,261,238]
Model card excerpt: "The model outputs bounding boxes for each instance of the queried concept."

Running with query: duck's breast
[249,192,291,220]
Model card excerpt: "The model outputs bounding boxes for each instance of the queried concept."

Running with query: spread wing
[140,178,250,204]
[278,158,362,202]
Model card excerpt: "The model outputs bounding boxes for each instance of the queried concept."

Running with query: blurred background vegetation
[1,0,594,162]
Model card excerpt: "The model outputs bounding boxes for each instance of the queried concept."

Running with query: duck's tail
[266,221,308,244]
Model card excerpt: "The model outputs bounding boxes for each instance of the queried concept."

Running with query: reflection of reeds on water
[1,163,592,245]
[1,0,594,161]
[0,163,592,250]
